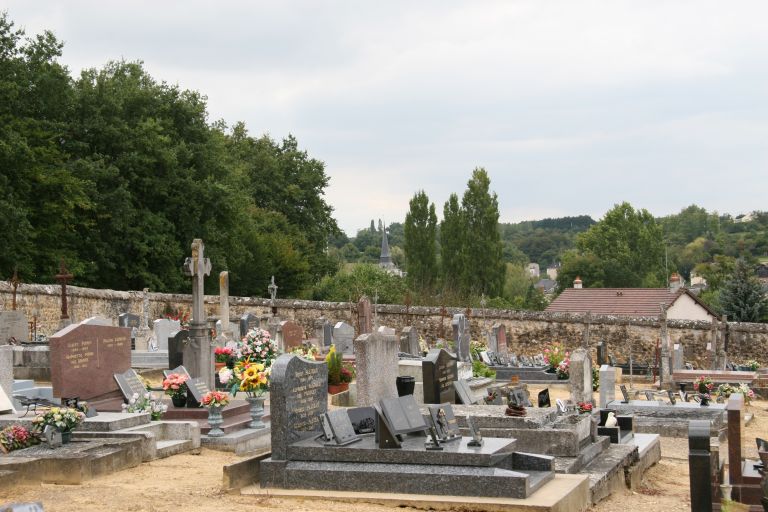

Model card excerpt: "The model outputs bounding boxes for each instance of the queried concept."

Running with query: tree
[404,190,438,293]
[719,259,767,322]
[439,193,464,293]
[312,263,406,304]
[460,168,505,296]
[563,202,665,288]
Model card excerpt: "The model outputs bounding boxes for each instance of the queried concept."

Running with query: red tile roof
[545,287,715,317]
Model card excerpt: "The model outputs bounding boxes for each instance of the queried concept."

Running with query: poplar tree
[440,193,465,293]
[404,190,438,293]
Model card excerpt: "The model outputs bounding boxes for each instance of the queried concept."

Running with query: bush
[472,360,496,379]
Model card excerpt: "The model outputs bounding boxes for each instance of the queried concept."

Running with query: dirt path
[2,388,765,512]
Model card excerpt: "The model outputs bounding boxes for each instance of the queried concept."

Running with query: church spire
[379,221,393,267]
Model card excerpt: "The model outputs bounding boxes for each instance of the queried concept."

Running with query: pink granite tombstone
[280,320,304,350]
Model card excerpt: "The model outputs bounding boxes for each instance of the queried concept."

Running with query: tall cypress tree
[461,168,505,296]
[404,190,438,293]
[440,193,465,293]
[720,259,768,322]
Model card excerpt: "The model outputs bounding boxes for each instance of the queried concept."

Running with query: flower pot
[699,394,710,407]
[207,405,225,437]
[396,376,415,397]
[328,383,349,395]
[171,394,186,408]
[60,431,72,444]
[246,396,266,429]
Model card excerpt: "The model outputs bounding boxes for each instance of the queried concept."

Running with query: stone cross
[182,239,213,389]
[8,270,21,311]
[268,275,278,316]
[581,311,592,349]
[55,260,73,322]
[659,304,671,385]
[219,271,231,338]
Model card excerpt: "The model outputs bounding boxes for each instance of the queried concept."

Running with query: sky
[6,1,768,235]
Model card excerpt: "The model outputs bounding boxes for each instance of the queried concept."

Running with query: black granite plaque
[453,379,477,405]
[619,384,629,403]
[428,403,461,441]
[167,330,189,370]
[186,377,210,404]
[380,396,428,435]
[324,409,361,446]
[114,369,147,401]
[347,406,376,434]
[537,389,550,408]
[422,348,458,404]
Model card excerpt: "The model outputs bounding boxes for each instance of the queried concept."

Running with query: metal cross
[55,260,73,320]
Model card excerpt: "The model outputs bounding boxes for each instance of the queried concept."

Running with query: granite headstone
[0,311,28,344]
[279,320,304,351]
[354,330,398,406]
[333,321,355,355]
[452,314,471,362]
[400,326,420,355]
[422,348,458,404]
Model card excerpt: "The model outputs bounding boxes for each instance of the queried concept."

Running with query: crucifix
[8,269,21,311]
[182,239,214,388]
[268,275,278,316]
[55,260,74,321]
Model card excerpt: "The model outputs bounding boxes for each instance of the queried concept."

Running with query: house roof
[545,287,718,318]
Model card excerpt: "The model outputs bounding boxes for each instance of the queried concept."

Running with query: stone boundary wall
[2,282,767,367]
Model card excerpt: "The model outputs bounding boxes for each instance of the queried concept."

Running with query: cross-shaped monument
[658,304,671,386]
[268,275,278,316]
[8,270,21,311]
[55,260,74,327]
[182,239,214,389]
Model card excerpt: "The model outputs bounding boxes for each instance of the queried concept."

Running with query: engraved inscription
[287,367,325,432]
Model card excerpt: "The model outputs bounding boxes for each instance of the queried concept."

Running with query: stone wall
[2,282,767,367]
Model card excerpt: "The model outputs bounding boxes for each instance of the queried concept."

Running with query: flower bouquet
[162,373,189,407]
[544,343,570,379]
[219,359,269,398]
[122,392,168,420]
[556,358,570,379]
[32,407,85,433]
[695,375,714,394]
[577,402,593,414]
[214,346,234,364]
[236,328,279,367]
[289,343,319,361]
[201,390,230,408]
[0,425,41,453]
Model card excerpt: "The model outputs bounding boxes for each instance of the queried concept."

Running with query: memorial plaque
[270,354,328,460]
[619,384,630,403]
[428,403,461,440]
[379,395,428,435]
[347,406,376,434]
[186,377,210,405]
[43,425,62,449]
[49,321,131,400]
[480,351,492,365]
[537,389,551,408]
[422,348,458,404]
[324,409,361,446]
[667,390,677,405]
[453,379,477,405]
[0,311,28,344]
[114,369,147,401]
[167,330,188,369]
[644,390,656,401]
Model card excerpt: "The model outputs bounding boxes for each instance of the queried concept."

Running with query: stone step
[200,412,265,435]
[581,443,638,505]
[202,424,272,455]
[554,436,612,474]
[162,400,254,420]
[264,459,552,499]
[155,439,193,458]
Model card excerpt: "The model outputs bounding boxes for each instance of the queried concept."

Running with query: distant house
[526,263,540,278]
[546,263,560,281]
[535,278,557,295]
[545,274,719,322]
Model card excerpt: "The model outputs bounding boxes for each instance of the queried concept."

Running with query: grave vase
[171,394,186,408]
[246,396,266,429]
[699,394,710,406]
[206,405,225,437]
[60,430,72,445]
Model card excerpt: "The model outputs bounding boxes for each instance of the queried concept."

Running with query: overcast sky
[6,1,768,235]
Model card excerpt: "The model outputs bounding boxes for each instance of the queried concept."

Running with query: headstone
[218,271,231,338]
[240,312,259,338]
[322,320,333,347]
[347,406,376,434]
[658,305,671,385]
[492,323,507,355]
[537,389,551,408]
[49,321,131,400]
[453,379,477,405]
[422,348,458,404]
[672,343,684,371]
[688,420,715,511]
[153,319,180,351]
[480,351,492,365]
[0,345,13,408]
[357,295,373,335]
[354,330,398,406]
[619,384,630,403]
[269,353,328,460]
[427,403,461,440]
[0,311,28,344]
[0,380,15,414]
[452,314,471,362]
[333,321,355,355]
[278,320,304,351]
[569,347,593,404]
[596,342,606,366]
[119,313,141,350]
[377,325,395,337]
[168,330,188,369]
[599,364,615,408]
[400,326,420,355]
[114,369,147,401]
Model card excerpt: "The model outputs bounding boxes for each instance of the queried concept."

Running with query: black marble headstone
[186,377,210,405]
[688,420,714,511]
[596,342,606,366]
[422,348,458,404]
[240,313,259,337]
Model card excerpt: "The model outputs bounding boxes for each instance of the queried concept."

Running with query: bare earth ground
[1,384,765,512]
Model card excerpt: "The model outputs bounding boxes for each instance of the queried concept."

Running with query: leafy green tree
[439,193,465,293]
[312,263,406,304]
[563,202,665,288]
[719,259,767,322]
[404,190,438,292]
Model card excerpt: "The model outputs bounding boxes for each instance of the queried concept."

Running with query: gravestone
[379,395,429,434]
[453,379,478,405]
[313,316,328,345]
[0,382,14,414]
[399,326,420,355]
[279,320,304,351]
[0,345,13,408]
[672,343,684,371]
[492,323,508,355]
[269,353,328,460]
[0,311,28,343]
[427,403,461,440]
[240,312,259,338]
[569,347,593,405]
[119,313,141,350]
[354,330,398,406]
[153,319,180,351]
[333,321,355,355]
[168,330,188,369]
[596,342,606,366]
[114,369,147,401]
[357,295,372,334]
[480,351,492,365]
[318,319,333,347]
[377,325,396,336]
[599,364,615,408]
[537,389,551,408]
[323,409,361,446]
[422,348,458,404]
[186,377,211,405]
[619,384,630,403]
[49,321,131,400]
[688,420,715,511]
[182,238,214,389]
[452,314,471,362]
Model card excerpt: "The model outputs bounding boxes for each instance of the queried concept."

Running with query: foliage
[744,360,760,371]
[289,343,319,361]
[556,358,570,379]
[162,373,188,398]
[326,345,343,385]
[469,340,488,361]
[695,375,714,394]
[201,391,230,408]
[592,367,599,391]
[500,216,595,268]
[32,407,85,432]
[440,193,465,293]
[0,425,41,453]
[543,343,569,370]
[719,259,768,322]
[121,392,168,420]
[472,360,496,379]
[404,190,438,293]
[312,263,407,304]
[716,383,755,404]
